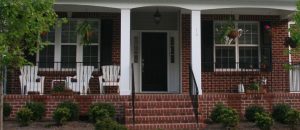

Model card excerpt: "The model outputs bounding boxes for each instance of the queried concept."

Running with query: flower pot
[285,37,297,48]
[227,30,239,39]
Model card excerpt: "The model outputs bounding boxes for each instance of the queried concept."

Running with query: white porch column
[191,10,202,95]
[120,9,131,95]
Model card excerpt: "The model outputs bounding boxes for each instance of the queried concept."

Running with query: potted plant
[76,21,93,45]
[217,23,243,45]
[285,37,297,48]
[52,85,74,95]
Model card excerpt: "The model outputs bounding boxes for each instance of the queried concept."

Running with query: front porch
[2,5,297,95]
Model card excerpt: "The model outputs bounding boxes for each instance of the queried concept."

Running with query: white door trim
[132,30,180,93]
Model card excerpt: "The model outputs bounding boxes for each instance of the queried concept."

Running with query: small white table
[51,80,67,89]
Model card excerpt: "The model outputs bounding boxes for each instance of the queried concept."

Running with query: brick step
[132,94,192,101]
[125,115,200,124]
[125,101,193,109]
[125,108,195,116]
[126,123,204,130]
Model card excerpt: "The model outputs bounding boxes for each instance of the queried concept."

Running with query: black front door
[142,32,167,91]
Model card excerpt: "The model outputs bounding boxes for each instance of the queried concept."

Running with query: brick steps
[126,123,204,130]
[125,108,195,116]
[126,101,193,108]
[125,95,201,130]
[126,115,200,124]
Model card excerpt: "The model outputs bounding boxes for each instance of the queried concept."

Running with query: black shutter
[100,19,113,65]
[201,20,214,72]
[260,21,272,72]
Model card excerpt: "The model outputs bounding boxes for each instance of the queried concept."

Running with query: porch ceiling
[56,0,296,11]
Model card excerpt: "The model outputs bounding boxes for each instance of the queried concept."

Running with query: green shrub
[217,107,239,128]
[90,103,115,117]
[245,105,265,122]
[284,109,300,130]
[16,107,33,126]
[89,106,110,123]
[57,101,79,120]
[25,102,45,121]
[94,118,127,130]
[210,102,226,123]
[52,85,65,93]
[53,107,71,125]
[272,103,291,123]
[255,112,273,130]
[4,102,12,118]
[88,103,116,123]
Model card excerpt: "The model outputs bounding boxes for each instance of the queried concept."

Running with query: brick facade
[4,93,300,129]
[181,14,290,93]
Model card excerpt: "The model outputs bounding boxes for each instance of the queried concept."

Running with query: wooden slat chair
[66,66,94,95]
[99,65,120,94]
[19,65,45,95]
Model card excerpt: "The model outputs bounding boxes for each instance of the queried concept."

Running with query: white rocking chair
[99,65,120,94]
[19,65,45,95]
[66,66,94,95]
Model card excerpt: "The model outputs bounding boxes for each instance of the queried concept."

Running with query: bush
[4,103,12,118]
[272,103,291,123]
[217,107,239,128]
[52,85,65,93]
[25,102,45,121]
[255,112,273,130]
[90,103,115,117]
[284,109,300,130]
[53,107,71,125]
[245,105,265,122]
[95,118,127,130]
[210,102,226,123]
[16,107,33,126]
[57,101,79,120]
[88,103,116,123]
[89,106,110,123]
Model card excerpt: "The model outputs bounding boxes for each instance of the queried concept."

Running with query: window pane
[215,47,235,69]
[61,45,76,68]
[239,47,259,69]
[238,23,259,45]
[89,21,99,43]
[41,28,55,43]
[61,21,77,44]
[39,45,54,68]
[83,45,98,68]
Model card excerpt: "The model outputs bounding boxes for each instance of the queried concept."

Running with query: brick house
[3,0,300,129]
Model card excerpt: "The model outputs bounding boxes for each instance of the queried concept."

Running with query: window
[61,20,77,68]
[39,28,55,68]
[37,19,101,69]
[214,21,260,70]
[83,21,100,68]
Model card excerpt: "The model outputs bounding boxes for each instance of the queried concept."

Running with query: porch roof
[56,0,297,11]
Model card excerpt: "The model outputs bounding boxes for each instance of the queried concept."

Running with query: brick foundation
[4,93,300,129]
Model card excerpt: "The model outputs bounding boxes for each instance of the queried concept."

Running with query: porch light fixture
[153,9,161,24]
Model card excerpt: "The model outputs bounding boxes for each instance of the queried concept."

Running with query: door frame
[131,30,180,93]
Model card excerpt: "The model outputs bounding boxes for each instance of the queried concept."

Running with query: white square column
[120,9,131,95]
[191,10,202,95]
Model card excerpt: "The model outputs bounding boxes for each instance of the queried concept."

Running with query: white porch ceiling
[56,0,297,11]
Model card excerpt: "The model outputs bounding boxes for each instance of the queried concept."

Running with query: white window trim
[213,21,261,71]
[37,18,101,71]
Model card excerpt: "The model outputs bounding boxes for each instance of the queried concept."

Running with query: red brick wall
[181,14,290,93]
[4,95,129,122]
[5,93,300,123]
[200,93,300,120]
